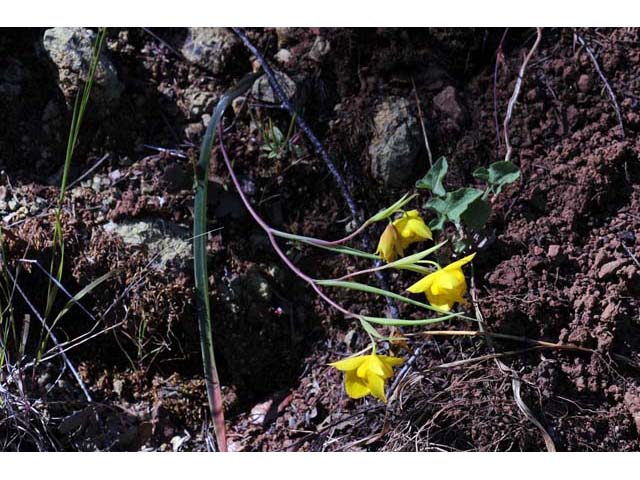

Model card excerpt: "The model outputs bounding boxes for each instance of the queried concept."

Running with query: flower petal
[344,370,370,399]
[407,272,435,293]
[363,355,388,377]
[425,291,457,311]
[366,371,387,403]
[379,355,404,368]
[430,270,458,293]
[329,355,366,372]
[407,218,432,240]
[443,253,476,272]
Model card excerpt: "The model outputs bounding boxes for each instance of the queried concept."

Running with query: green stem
[193,71,261,452]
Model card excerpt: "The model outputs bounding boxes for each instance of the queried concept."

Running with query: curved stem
[219,127,365,323]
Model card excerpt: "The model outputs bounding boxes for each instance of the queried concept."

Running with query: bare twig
[575,32,625,138]
[493,28,509,156]
[503,28,542,164]
[411,78,433,167]
[4,267,92,402]
[470,270,555,452]
[67,153,110,190]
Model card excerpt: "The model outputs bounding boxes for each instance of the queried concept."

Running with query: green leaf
[472,166,490,181]
[459,197,491,231]
[416,156,448,196]
[445,188,484,226]
[316,278,474,319]
[271,125,284,144]
[474,161,520,195]
[428,214,446,231]
[368,192,417,223]
[360,318,386,339]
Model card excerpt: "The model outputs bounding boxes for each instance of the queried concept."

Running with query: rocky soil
[0,27,639,452]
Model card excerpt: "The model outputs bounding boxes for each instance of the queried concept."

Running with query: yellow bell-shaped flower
[329,353,404,403]
[375,223,403,263]
[375,210,432,263]
[392,210,433,250]
[407,253,476,311]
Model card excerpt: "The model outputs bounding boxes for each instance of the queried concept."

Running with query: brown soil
[1,27,639,452]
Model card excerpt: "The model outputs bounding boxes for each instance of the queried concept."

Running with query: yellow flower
[375,223,403,262]
[392,210,432,250]
[375,210,432,263]
[407,253,476,311]
[329,353,404,403]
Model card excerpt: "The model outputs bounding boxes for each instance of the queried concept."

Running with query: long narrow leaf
[193,72,260,452]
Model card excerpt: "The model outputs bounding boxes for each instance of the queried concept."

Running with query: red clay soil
[1,28,639,451]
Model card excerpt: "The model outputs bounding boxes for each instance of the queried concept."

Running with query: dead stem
[503,27,542,164]
[575,31,625,138]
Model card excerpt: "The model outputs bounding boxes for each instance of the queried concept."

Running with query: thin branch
[575,32,625,138]
[503,28,542,164]
[411,78,433,167]
[4,267,92,402]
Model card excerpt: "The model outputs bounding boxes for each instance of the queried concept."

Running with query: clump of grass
[40,28,107,353]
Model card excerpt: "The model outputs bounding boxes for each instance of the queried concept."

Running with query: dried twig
[493,28,509,156]
[469,271,556,452]
[503,28,542,164]
[411,78,433,167]
[4,267,92,402]
[575,32,625,138]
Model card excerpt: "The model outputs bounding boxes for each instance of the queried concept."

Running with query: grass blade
[194,72,260,452]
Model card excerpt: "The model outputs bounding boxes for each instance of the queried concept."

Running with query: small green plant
[416,157,520,251]
[259,115,299,159]
[38,27,107,359]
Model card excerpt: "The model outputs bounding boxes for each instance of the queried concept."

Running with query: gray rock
[369,97,421,187]
[275,48,293,65]
[103,219,191,270]
[251,71,297,104]
[181,28,238,74]
[181,85,216,120]
[308,36,330,62]
[433,86,465,126]
[42,28,123,107]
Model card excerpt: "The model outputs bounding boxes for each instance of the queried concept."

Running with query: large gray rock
[103,219,191,270]
[181,28,238,74]
[369,97,421,187]
[42,28,123,107]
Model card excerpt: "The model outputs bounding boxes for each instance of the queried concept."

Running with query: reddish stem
[218,127,360,321]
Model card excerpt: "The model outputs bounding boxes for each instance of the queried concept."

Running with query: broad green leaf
[416,156,448,196]
[445,188,484,226]
[425,195,448,215]
[488,160,520,194]
[474,161,520,195]
[472,166,490,181]
[460,197,491,231]
[428,213,447,231]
